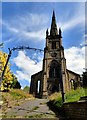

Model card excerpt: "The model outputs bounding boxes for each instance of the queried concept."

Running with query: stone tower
[42,11,66,97]
[30,11,80,98]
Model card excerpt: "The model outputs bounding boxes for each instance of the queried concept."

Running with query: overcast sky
[1,2,86,88]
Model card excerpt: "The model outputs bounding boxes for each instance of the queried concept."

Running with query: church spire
[50,11,58,36]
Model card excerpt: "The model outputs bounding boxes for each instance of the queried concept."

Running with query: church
[30,11,80,98]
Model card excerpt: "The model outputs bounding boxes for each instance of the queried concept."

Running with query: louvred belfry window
[52,41,56,49]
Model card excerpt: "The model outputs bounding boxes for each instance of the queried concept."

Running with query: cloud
[60,16,84,31]
[65,46,85,74]
[58,3,85,31]
[13,51,43,83]
[3,3,84,44]
[2,13,48,43]
[15,71,30,81]
[13,45,85,88]
[20,28,45,40]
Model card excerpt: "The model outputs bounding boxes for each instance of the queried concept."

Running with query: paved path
[3,99,58,118]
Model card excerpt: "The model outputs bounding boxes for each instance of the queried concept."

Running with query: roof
[66,69,80,76]
[31,70,43,77]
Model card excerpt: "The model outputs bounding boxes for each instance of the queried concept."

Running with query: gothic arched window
[49,60,60,78]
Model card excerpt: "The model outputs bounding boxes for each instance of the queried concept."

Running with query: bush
[23,86,29,93]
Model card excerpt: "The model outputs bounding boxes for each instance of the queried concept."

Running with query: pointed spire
[50,11,58,36]
[53,10,55,18]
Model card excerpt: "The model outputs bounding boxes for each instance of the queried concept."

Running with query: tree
[11,74,21,89]
[0,51,21,91]
[23,86,30,93]
[0,51,13,91]
[82,70,87,87]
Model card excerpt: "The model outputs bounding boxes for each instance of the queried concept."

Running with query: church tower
[30,11,80,98]
[42,11,67,97]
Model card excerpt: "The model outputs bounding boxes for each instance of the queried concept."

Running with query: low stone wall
[63,100,87,120]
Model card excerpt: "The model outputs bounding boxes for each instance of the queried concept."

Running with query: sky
[1,2,86,88]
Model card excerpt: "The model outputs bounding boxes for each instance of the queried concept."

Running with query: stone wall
[63,100,87,120]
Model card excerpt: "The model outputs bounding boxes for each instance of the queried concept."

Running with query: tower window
[52,41,56,49]
[49,60,60,78]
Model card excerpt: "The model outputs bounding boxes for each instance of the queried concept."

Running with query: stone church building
[30,11,80,98]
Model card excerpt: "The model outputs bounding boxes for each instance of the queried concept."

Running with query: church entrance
[47,60,61,95]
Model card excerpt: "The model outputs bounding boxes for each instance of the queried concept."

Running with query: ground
[2,98,59,119]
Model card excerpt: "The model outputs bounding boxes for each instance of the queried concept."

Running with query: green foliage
[32,106,39,110]
[82,70,87,87]
[9,89,28,100]
[2,89,33,102]
[49,87,87,107]
[23,86,29,93]
[11,74,21,89]
[2,89,34,115]
[52,97,62,107]
[65,87,87,103]
[49,92,62,107]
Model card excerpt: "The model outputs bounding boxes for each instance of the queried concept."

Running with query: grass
[65,87,86,103]
[2,89,34,101]
[49,87,87,107]
[48,92,63,107]
[33,106,39,110]
[25,113,50,118]
[1,89,34,112]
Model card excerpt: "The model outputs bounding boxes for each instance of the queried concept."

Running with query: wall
[63,100,87,120]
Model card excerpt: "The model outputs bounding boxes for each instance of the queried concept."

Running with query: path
[3,99,59,119]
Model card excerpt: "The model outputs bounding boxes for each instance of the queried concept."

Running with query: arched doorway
[48,60,61,95]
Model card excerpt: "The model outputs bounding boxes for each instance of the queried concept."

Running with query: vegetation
[2,89,34,112]
[2,89,33,102]
[23,86,30,93]
[11,74,21,89]
[49,87,87,107]
[0,51,21,91]
[32,106,39,110]
[65,87,86,102]
[82,70,87,87]
[48,92,62,107]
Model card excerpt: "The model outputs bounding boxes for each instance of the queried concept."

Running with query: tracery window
[49,60,60,78]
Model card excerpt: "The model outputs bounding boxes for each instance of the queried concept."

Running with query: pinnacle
[52,10,55,18]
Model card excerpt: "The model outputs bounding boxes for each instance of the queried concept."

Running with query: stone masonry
[30,11,80,98]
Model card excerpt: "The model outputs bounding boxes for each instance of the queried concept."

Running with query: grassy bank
[1,89,34,111]
[65,87,87,103]
[49,87,87,107]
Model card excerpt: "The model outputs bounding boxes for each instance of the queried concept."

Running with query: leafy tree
[0,51,13,91]
[0,51,21,91]
[23,86,29,93]
[11,74,21,89]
